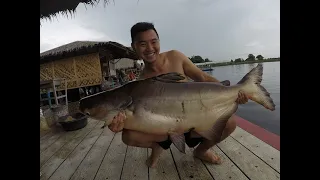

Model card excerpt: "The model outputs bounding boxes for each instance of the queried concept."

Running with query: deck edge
[235,115,280,151]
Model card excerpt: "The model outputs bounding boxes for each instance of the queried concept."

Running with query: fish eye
[85,112,90,116]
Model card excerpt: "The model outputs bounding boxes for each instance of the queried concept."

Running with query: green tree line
[188,55,212,63]
[231,54,265,63]
[188,54,280,67]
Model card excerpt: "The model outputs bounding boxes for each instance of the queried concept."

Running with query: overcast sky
[40,0,279,62]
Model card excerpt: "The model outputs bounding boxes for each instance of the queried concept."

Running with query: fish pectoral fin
[196,115,231,142]
[169,134,186,154]
[112,92,133,109]
[117,96,133,109]
[152,72,186,83]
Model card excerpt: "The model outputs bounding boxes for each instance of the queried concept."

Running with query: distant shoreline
[209,58,280,68]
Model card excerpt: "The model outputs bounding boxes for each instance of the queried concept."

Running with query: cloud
[40,16,119,52]
[40,0,280,61]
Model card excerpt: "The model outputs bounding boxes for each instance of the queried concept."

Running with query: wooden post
[52,80,59,105]
[64,79,68,106]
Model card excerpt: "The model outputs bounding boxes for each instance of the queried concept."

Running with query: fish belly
[123,94,237,135]
[124,108,180,135]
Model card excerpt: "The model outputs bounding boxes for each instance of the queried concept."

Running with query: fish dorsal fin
[151,72,186,83]
[220,80,230,86]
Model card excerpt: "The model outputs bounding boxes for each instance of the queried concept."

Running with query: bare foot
[193,149,222,164]
[146,155,160,168]
[146,143,163,168]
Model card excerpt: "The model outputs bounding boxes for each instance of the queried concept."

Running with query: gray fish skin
[79,63,275,152]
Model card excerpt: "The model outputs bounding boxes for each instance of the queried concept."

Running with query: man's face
[132,29,160,63]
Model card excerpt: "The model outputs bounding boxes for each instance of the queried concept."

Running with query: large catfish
[79,63,275,153]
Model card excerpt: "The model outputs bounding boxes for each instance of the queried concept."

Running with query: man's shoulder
[162,50,187,62]
[162,49,184,56]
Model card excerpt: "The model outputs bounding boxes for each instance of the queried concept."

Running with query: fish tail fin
[237,63,276,111]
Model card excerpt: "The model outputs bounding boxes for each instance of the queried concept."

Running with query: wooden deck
[40,119,280,180]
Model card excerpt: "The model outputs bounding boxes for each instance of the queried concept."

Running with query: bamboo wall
[40,53,102,90]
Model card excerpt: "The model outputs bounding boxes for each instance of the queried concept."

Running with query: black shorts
[156,131,204,150]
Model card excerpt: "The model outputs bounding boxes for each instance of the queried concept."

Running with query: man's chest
[145,65,184,77]
[142,69,187,83]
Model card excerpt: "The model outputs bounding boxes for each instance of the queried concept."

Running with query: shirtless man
[108,22,248,168]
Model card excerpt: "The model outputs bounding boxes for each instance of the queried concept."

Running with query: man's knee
[228,115,237,130]
[121,129,167,146]
[215,115,237,143]
[223,115,237,135]
[122,129,138,146]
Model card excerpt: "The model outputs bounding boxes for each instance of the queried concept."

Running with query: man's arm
[172,50,248,104]
[171,50,220,82]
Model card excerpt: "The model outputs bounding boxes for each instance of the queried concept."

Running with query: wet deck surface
[40,119,280,180]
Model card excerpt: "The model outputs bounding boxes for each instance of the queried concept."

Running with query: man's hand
[108,112,126,133]
[236,91,249,104]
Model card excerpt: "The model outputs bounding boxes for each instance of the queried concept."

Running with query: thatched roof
[40,0,111,21]
[40,41,138,64]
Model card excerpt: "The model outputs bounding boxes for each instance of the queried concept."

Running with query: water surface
[208,62,280,135]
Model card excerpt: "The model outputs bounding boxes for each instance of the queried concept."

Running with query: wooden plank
[231,127,280,172]
[218,137,280,180]
[94,132,127,180]
[40,119,96,168]
[121,146,149,180]
[40,132,52,141]
[40,128,64,153]
[170,146,213,180]
[48,121,105,180]
[235,116,280,150]
[40,127,63,141]
[40,131,77,167]
[40,130,51,138]
[69,128,115,180]
[203,146,249,180]
[40,120,100,180]
[148,148,180,180]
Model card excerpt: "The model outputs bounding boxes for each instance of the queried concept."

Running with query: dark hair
[130,22,159,43]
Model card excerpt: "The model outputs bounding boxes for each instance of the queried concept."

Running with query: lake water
[207,61,280,136]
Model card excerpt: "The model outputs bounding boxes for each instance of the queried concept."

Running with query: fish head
[79,91,133,126]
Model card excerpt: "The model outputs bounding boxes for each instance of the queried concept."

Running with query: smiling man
[108,22,248,168]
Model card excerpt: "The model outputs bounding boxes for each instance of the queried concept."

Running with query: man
[108,22,248,168]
